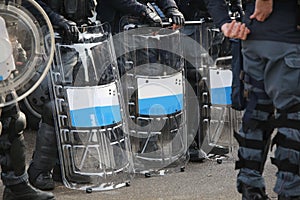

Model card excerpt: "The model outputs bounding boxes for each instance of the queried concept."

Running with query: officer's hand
[250,0,273,22]
[165,7,185,27]
[221,20,250,40]
[57,18,79,43]
[141,8,163,27]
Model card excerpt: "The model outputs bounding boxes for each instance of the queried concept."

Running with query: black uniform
[96,0,184,33]
[0,1,55,199]
[27,0,96,191]
[176,0,210,20]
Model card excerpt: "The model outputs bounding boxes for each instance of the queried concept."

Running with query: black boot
[52,164,62,182]
[241,183,270,200]
[207,144,229,155]
[188,142,206,162]
[278,195,300,200]
[28,168,55,190]
[28,164,55,191]
[28,122,58,190]
[3,181,55,200]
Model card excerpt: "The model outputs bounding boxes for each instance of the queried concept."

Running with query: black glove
[141,7,163,27]
[165,7,185,26]
[57,18,79,44]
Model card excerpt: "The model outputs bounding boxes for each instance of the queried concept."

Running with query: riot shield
[0,0,55,107]
[118,18,188,176]
[48,23,133,191]
[178,20,210,163]
[202,27,244,159]
[179,20,243,161]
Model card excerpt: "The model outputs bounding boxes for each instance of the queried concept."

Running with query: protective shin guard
[235,104,274,196]
[28,123,58,180]
[1,111,27,182]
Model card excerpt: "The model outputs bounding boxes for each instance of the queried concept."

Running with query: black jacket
[96,0,178,33]
[205,0,300,44]
[176,0,210,20]
[28,0,95,26]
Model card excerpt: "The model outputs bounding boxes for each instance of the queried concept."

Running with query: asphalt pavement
[0,129,279,200]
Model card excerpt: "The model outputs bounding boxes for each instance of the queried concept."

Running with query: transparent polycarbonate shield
[203,58,243,155]
[49,23,133,191]
[0,0,54,107]
[121,27,188,176]
[179,22,213,161]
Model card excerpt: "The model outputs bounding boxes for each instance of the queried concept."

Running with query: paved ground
[0,129,279,200]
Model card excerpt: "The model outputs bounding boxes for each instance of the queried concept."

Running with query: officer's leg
[271,105,300,199]
[262,41,300,199]
[185,64,207,161]
[235,75,274,200]
[0,105,54,200]
[183,27,228,160]
[27,101,58,191]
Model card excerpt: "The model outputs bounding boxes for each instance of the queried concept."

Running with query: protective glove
[57,18,79,44]
[165,7,185,26]
[140,7,163,27]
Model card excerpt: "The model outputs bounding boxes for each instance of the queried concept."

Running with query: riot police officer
[27,0,96,191]
[0,3,55,197]
[207,0,300,199]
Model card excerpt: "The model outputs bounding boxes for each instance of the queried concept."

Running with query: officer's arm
[204,0,232,28]
[156,0,178,11]
[156,0,185,26]
[108,0,147,16]
[33,0,79,43]
[28,0,61,25]
[204,0,250,40]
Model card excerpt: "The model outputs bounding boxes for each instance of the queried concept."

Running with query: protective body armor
[43,0,96,24]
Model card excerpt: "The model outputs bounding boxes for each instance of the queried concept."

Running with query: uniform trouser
[29,48,83,179]
[236,40,300,197]
[0,104,28,186]
[29,100,58,180]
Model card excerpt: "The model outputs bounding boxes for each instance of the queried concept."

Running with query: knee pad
[1,111,26,142]
[14,111,26,135]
